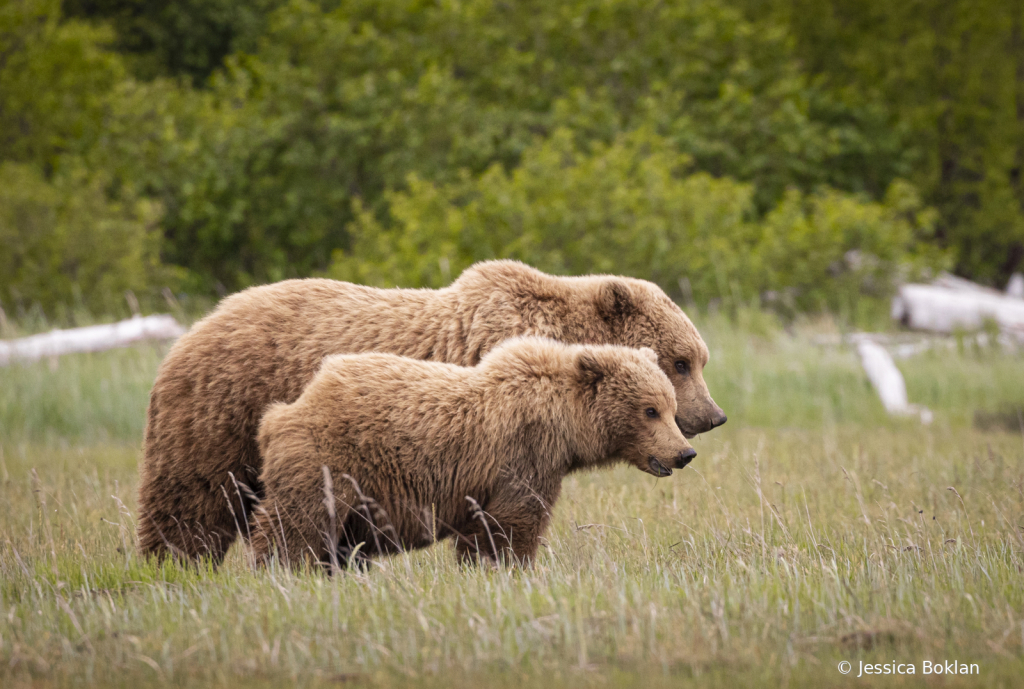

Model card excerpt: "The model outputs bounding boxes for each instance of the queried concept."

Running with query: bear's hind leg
[137,469,241,565]
[138,402,262,565]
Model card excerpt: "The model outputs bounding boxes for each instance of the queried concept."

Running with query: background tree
[2,0,1016,319]
[737,0,1024,285]
[62,0,286,83]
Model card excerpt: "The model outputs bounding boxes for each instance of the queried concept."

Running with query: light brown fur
[251,338,694,568]
[138,261,724,562]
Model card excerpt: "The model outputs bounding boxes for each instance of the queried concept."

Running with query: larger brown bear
[138,261,726,562]
[251,337,695,568]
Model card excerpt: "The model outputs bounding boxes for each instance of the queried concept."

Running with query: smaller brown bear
[251,337,695,568]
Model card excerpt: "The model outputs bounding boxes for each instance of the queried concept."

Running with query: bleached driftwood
[1006,273,1024,299]
[854,338,932,424]
[0,315,186,366]
[891,283,1024,341]
[929,273,1003,295]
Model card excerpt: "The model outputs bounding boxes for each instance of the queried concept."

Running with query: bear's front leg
[251,464,355,571]
[455,479,562,567]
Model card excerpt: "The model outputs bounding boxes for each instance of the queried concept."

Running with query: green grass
[0,344,168,444]
[2,314,1024,687]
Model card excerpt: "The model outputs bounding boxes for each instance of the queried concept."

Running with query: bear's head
[452,261,726,437]
[592,278,727,438]
[576,345,696,477]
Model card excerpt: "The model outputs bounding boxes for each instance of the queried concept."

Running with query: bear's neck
[566,434,618,473]
[493,381,610,475]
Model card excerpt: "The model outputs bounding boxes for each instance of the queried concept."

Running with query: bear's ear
[638,347,658,365]
[576,350,606,392]
[595,280,635,322]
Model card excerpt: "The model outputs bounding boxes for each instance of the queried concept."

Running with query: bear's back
[180,278,439,366]
[289,353,483,451]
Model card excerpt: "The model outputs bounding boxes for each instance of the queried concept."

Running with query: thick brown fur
[138,261,725,562]
[251,337,694,569]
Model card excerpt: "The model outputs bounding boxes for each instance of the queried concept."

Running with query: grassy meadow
[2,314,1024,688]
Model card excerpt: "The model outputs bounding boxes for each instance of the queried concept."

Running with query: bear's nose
[676,448,697,469]
[710,413,728,428]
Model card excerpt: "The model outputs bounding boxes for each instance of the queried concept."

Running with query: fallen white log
[891,283,1024,341]
[1007,273,1024,299]
[930,272,1003,295]
[0,315,186,366]
[854,338,932,424]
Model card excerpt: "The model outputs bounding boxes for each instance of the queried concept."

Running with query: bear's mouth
[676,416,698,439]
[647,457,672,477]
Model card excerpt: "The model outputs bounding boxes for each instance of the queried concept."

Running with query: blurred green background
[2,0,1022,325]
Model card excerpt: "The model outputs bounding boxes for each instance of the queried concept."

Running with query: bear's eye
[674,360,690,376]
[645,407,659,419]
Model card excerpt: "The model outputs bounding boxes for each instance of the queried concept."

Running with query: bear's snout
[675,448,697,469]
[676,409,728,437]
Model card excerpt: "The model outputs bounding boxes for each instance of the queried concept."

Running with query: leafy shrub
[0,163,169,315]
[63,0,285,83]
[330,129,946,313]
[759,181,947,315]
[0,0,124,166]
[87,0,906,292]
[737,0,1024,286]
[0,0,968,312]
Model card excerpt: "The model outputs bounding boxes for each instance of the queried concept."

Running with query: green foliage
[82,0,916,293]
[736,0,1024,286]
[0,0,124,165]
[0,0,1009,311]
[86,76,296,291]
[0,162,168,315]
[331,129,758,292]
[0,1,174,315]
[77,0,533,290]
[330,128,945,315]
[63,0,286,83]
[758,181,948,315]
